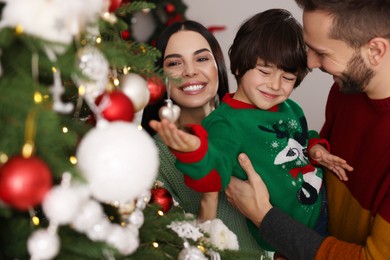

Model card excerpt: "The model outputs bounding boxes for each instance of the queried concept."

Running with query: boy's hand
[310,144,353,181]
[149,119,200,152]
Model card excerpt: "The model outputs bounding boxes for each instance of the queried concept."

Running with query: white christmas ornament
[178,241,207,260]
[86,218,112,241]
[72,199,104,232]
[135,190,151,210]
[0,0,104,46]
[42,184,90,225]
[74,46,109,101]
[76,122,159,202]
[128,209,144,228]
[120,73,150,112]
[159,100,181,123]
[167,221,203,241]
[27,229,60,260]
[106,224,140,255]
[198,219,239,250]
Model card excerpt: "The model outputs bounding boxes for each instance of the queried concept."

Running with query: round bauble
[42,184,89,225]
[120,73,150,112]
[27,229,60,260]
[76,122,159,203]
[147,77,166,104]
[0,156,52,211]
[109,0,123,12]
[95,90,135,122]
[150,187,173,212]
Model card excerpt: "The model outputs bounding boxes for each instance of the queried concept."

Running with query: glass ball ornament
[95,90,135,122]
[0,156,52,211]
[120,73,150,112]
[109,0,123,12]
[147,77,166,104]
[150,187,173,212]
[76,122,159,203]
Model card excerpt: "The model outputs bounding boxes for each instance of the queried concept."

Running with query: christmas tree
[0,1,268,259]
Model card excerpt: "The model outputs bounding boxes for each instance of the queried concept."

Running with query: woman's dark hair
[229,9,308,88]
[141,20,229,135]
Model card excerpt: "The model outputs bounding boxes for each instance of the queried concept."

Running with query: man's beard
[337,51,374,94]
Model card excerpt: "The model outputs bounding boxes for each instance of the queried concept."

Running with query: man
[225,0,390,259]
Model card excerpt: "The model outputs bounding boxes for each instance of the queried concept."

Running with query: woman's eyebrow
[194,48,211,55]
[164,53,181,61]
[164,48,211,61]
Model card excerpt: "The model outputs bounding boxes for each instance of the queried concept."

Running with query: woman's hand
[225,153,272,227]
[149,119,200,152]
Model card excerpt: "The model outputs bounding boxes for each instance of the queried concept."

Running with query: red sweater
[317,83,390,259]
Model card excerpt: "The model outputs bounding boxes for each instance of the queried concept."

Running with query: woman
[141,20,264,256]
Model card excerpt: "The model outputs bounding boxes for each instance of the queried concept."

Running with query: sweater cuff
[184,169,222,192]
[259,208,325,259]
[171,124,208,163]
[308,138,330,165]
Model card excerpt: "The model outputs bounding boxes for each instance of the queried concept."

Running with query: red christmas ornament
[121,30,130,40]
[166,14,184,26]
[165,3,176,13]
[150,187,173,212]
[147,77,166,104]
[109,0,123,12]
[95,90,135,122]
[0,156,53,211]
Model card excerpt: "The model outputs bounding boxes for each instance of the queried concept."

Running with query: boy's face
[303,10,374,94]
[163,30,219,109]
[233,58,297,110]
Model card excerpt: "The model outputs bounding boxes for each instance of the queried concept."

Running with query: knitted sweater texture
[173,93,328,250]
[154,135,265,258]
[258,83,390,260]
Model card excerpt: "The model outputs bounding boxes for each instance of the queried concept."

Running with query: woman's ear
[366,37,388,66]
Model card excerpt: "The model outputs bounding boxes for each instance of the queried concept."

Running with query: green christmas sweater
[172,93,329,250]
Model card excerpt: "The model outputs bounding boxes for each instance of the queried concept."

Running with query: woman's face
[163,30,219,109]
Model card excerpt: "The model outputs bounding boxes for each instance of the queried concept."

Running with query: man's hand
[225,153,272,227]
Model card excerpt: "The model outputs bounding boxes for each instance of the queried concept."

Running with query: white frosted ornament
[27,229,60,260]
[159,99,181,123]
[42,184,89,225]
[135,190,151,210]
[178,241,207,260]
[128,209,144,228]
[106,224,140,255]
[86,217,112,241]
[74,46,109,100]
[72,199,104,232]
[120,73,150,112]
[76,122,159,202]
